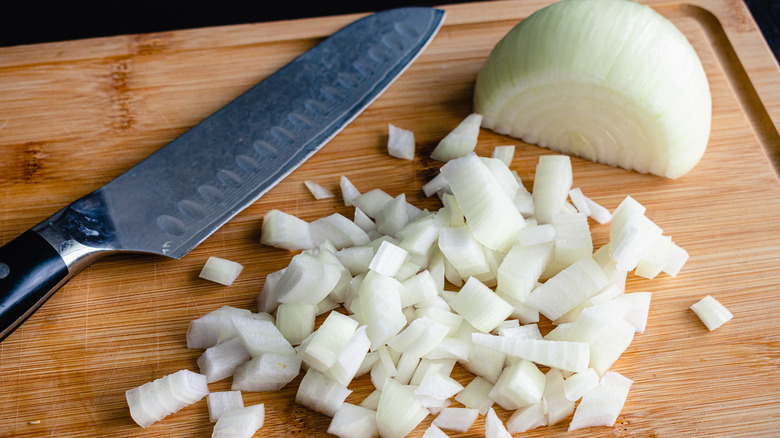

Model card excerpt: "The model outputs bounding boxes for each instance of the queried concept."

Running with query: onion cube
[197,337,251,383]
[304,180,335,199]
[432,407,479,432]
[126,370,209,428]
[340,176,361,206]
[296,368,352,417]
[212,403,265,438]
[387,124,415,160]
[232,352,301,392]
[327,403,379,438]
[300,311,359,372]
[199,256,243,286]
[449,277,515,333]
[455,376,494,415]
[690,295,733,331]
[207,391,244,422]
[186,305,255,349]
[261,209,316,250]
[488,360,545,410]
[485,407,512,438]
[430,113,482,162]
[376,379,430,438]
[568,372,632,431]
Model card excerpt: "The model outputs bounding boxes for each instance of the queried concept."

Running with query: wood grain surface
[0,0,779,436]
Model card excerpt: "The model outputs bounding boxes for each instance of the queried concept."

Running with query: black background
[0,1,777,63]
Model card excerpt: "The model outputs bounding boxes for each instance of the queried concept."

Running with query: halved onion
[473,0,711,178]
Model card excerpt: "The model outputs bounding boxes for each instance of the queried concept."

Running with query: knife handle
[0,230,69,342]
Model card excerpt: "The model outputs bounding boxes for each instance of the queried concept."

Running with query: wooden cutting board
[1,0,778,436]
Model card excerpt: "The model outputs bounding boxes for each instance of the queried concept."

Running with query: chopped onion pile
[126,116,696,435]
[473,0,711,179]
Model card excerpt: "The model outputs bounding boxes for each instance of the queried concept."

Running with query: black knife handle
[0,230,69,342]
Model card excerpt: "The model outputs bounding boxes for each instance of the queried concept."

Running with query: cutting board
[1,0,778,436]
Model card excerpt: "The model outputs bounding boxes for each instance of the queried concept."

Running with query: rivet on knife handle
[0,7,446,342]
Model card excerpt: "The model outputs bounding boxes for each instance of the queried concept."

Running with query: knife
[0,7,445,342]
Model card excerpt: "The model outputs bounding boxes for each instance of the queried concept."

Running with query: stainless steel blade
[0,7,445,341]
[39,7,445,264]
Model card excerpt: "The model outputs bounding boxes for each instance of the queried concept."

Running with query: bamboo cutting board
[1,0,779,436]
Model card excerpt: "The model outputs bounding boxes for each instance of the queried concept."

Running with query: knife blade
[0,7,446,341]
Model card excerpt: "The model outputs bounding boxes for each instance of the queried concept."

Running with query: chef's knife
[0,7,445,341]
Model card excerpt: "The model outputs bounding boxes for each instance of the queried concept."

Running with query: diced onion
[690,295,733,331]
[211,403,265,438]
[305,180,335,199]
[136,104,696,435]
[199,256,244,286]
[432,407,479,432]
[207,391,244,423]
[126,370,209,428]
[388,124,416,160]
[430,113,483,162]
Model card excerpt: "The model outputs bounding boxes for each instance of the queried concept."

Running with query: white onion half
[473,0,711,178]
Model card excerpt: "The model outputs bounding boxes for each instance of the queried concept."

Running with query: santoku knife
[0,7,446,341]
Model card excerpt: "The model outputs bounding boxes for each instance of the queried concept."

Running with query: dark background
[0,1,777,63]
[0,0,780,63]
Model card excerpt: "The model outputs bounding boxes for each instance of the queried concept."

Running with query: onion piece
[414,365,465,409]
[368,240,410,277]
[488,360,545,410]
[506,402,547,433]
[274,303,315,346]
[563,368,600,401]
[525,256,609,321]
[299,311,359,372]
[375,379,430,438]
[690,295,733,331]
[531,155,572,224]
[327,403,379,438]
[353,188,394,218]
[472,333,590,373]
[454,376,495,415]
[485,407,512,438]
[230,315,295,357]
[305,180,335,199]
[440,152,524,252]
[186,306,251,349]
[211,403,265,438]
[126,370,209,428]
[430,113,483,162]
[358,271,406,350]
[432,407,479,432]
[199,257,244,286]
[568,371,632,431]
[340,176,361,206]
[387,124,415,160]
[551,213,593,266]
[260,209,316,250]
[325,325,371,386]
[448,277,514,333]
[422,423,450,438]
[491,145,515,167]
[543,368,575,425]
[295,368,352,417]
[197,337,251,383]
[310,213,371,249]
[231,352,301,392]
[207,391,244,423]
